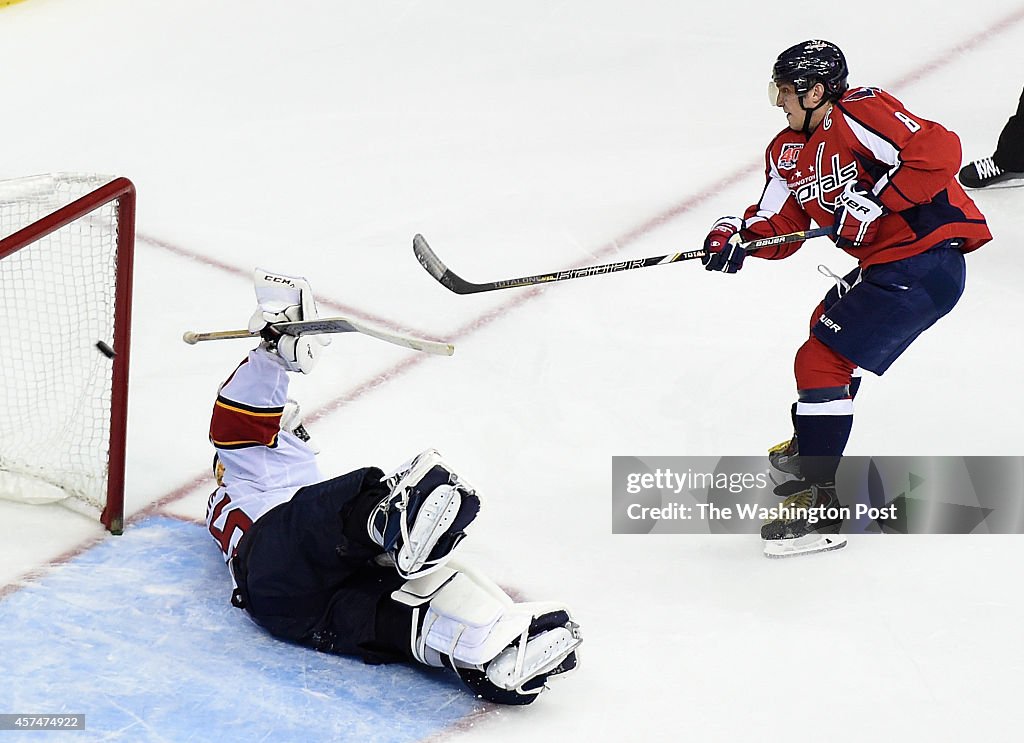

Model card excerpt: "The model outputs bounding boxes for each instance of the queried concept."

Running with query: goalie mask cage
[0,173,135,534]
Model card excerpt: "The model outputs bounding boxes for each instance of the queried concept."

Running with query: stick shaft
[413,227,832,294]
[182,329,251,344]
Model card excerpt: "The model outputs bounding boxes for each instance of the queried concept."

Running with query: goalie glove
[248,268,330,374]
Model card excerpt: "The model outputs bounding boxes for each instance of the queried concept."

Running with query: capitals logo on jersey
[778,143,803,171]
[797,141,858,211]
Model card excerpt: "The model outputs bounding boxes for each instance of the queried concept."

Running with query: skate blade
[963,178,1024,190]
[763,533,847,559]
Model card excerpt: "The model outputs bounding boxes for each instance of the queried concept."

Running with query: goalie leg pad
[482,609,581,693]
[391,561,582,705]
[370,450,480,579]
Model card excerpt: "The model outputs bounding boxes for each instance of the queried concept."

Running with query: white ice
[1,0,1023,741]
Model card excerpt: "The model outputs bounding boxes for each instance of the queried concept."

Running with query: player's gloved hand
[248,268,330,374]
[702,216,746,273]
[282,399,320,454]
[833,181,886,249]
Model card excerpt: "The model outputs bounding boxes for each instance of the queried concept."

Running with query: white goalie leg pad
[380,448,476,495]
[392,561,581,693]
[483,616,581,694]
[371,450,480,580]
[392,562,511,667]
[397,484,462,577]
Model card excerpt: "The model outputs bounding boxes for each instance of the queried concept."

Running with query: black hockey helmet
[772,39,849,101]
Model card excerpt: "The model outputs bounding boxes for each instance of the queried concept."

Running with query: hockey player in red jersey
[701,40,991,557]
[205,268,580,703]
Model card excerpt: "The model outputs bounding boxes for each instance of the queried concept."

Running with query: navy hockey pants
[812,240,967,375]
[230,466,414,664]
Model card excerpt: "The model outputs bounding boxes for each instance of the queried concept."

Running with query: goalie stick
[183,316,455,356]
[413,227,833,294]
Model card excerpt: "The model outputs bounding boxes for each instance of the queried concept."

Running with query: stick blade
[412,234,480,294]
[343,317,455,356]
[274,316,455,356]
[413,233,447,281]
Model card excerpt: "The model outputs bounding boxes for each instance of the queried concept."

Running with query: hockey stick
[183,316,455,356]
[413,227,833,294]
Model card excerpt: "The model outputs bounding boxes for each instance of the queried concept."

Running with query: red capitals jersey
[742,87,991,267]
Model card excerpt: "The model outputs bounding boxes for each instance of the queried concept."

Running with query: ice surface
[0,517,480,742]
[1,0,1023,741]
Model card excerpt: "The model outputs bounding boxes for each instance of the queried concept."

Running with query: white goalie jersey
[205,348,322,561]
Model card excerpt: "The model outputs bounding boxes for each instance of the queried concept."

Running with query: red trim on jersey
[210,397,283,449]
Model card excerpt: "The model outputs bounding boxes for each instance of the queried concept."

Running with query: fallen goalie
[204,268,581,704]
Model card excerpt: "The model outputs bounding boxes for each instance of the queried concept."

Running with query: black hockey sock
[794,413,853,483]
[361,597,417,665]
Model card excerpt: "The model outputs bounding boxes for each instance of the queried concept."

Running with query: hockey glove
[833,181,886,249]
[702,216,746,273]
[248,268,330,374]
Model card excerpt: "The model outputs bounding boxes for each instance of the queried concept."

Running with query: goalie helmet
[772,39,849,101]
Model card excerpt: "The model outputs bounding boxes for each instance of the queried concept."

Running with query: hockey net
[0,173,135,534]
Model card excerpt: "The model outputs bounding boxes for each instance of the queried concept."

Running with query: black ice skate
[762,480,847,558]
[958,157,1024,189]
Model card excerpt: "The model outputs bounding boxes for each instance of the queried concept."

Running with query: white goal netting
[0,173,130,528]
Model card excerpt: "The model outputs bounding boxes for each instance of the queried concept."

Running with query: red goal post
[0,174,135,534]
